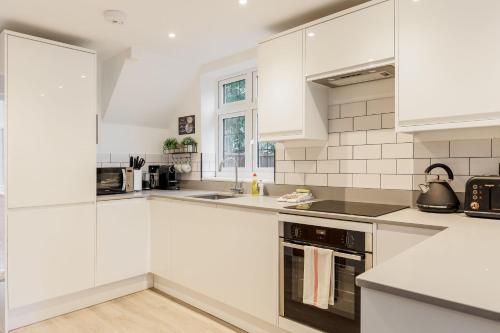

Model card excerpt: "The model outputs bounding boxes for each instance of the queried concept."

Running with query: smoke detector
[103,10,126,25]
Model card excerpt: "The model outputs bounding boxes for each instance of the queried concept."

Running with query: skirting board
[153,275,284,333]
[8,274,152,331]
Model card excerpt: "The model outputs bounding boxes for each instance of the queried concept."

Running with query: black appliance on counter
[285,200,408,217]
[416,163,460,213]
[159,165,179,190]
[464,176,500,219]
[97,167,134,195]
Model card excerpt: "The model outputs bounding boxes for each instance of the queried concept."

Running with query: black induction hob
[285,200,408,217]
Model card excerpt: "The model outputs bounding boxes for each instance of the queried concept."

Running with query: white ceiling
[0,0,367,128]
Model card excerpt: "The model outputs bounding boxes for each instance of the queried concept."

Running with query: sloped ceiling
[0,0,368,128]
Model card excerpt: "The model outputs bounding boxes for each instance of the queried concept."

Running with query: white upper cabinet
[258,30,328,144]
[5,32,96,208]
[397,0,500,131]
[305,0,395,77]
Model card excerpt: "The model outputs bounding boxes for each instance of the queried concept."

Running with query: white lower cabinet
[96,198,149,286]
[375,224,440,265]
[8,204,96,309]
[151,199,279,325]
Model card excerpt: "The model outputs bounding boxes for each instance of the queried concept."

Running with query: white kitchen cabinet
[305,0,394,77]
[397,0,500,131]
[96,198,149,286]
[258,30,328,144]
[7,204,96,308]
[153,199,279,325]
[150,199,171,279]
[4,31,96,208]
[376,224,439,265]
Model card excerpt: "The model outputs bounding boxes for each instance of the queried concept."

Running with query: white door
[6,34,96,208]
[258,30,304,139]
[96,199,149,286]
[397,0,500,130]
[305,0,394,76]
[8,204,95,308]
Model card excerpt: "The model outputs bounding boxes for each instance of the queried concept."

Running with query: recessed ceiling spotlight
[239,0,248,5]
[168,32,176,39]
[103,10,127,25]
[307,32,315,37]
[81,74,87,79]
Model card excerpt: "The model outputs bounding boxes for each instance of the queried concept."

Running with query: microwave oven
[97,167,134,195]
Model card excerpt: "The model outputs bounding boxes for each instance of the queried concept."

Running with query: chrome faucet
[218,157,244,194]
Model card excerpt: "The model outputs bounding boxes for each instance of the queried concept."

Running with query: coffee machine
[158,165,179,190]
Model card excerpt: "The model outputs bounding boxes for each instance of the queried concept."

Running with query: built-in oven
[279,214,373,333]
[96,167,134,195]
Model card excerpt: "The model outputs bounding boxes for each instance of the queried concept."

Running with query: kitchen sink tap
[218,158,244,194]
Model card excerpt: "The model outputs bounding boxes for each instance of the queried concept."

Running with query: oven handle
[282,241,364,262]
[121,168,127,191]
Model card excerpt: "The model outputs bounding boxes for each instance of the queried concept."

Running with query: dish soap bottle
[251,173,259,196]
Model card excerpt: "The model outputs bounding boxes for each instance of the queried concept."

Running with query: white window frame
[216,69,274,181]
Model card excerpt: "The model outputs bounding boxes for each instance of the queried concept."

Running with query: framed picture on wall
[178,115,195,135]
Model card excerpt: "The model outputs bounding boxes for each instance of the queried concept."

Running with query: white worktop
[98,189,500,321]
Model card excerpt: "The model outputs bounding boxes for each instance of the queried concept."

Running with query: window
[217,70,274,180]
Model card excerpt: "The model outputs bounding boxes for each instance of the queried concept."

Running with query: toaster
[464,176,500,219]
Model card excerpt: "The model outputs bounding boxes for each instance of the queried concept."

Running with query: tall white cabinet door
[258,30,304,138]
[96,199,149,286]
[150,199,171,279]
[6,34,96,208]
[305,0,394,76]
[397,0,500,130]
[8,204,95,308]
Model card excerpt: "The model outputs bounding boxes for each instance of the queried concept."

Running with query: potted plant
[163,137,179,153]
[181,136,197,153]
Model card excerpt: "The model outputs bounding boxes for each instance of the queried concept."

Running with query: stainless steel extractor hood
[313,65,394,88]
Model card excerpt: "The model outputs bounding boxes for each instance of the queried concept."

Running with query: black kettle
[416,163,460,213]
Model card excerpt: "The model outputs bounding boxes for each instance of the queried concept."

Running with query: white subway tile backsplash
[413,175,427,191]
[353,174,380,189]
[285,173,305,185]
[295,161,317,173]
[382,143,413,159]
[367,97,394,115]
[340,160,367,173]
[276,161,294,173]
[275,172,285,185]
[306,147,327,160]
[430,158,469,176]
[341,131,366,145]
[305,174,328,187]
[110,153,130,163]
[450,139,491,158]
[275,143,285,161]
[354,115,381,131]
[328,133,340,146]
[328,174,353,187]
[329,118,353,133]
[367,159,396,174]
[493,139,500,157]
[470,158,500,176]
[328,105,340,119]
[285,148,306,160]
[328,146,352,159]
[381,113,395,129]
[317,160,340,173]
[340,102,366,118]
[353,145,381,159]
[101,162,121,167]
[397,159,430,175]
[413,141,449,158]
[381,175,413,190]
[396,132,414,143]
[367,129,396,144]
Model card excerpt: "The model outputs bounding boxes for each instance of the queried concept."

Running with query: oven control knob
[470,202,480,210]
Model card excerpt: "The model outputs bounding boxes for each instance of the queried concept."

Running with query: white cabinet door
[397,0,500,130]
[376,224,439,265]
[6,34,96,208]
[305,0,394,77]
[258,30,304,138]
[166,200,279,325]
[8,204,95,308]
[96,199,149,286]
[150,199,171,279]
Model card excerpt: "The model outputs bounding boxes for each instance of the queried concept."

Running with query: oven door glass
[281,241,368,333]
[97,168,125,195]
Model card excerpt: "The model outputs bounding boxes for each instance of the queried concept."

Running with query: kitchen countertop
[98,189,500,322]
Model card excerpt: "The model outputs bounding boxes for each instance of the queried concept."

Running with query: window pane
[258,141,275,168]
[223,116,245,168]
[223,79,246,104]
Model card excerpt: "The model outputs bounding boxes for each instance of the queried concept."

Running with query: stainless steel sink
[190,194,235,200]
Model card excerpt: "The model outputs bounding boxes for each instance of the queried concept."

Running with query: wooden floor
[13,290,244,333]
